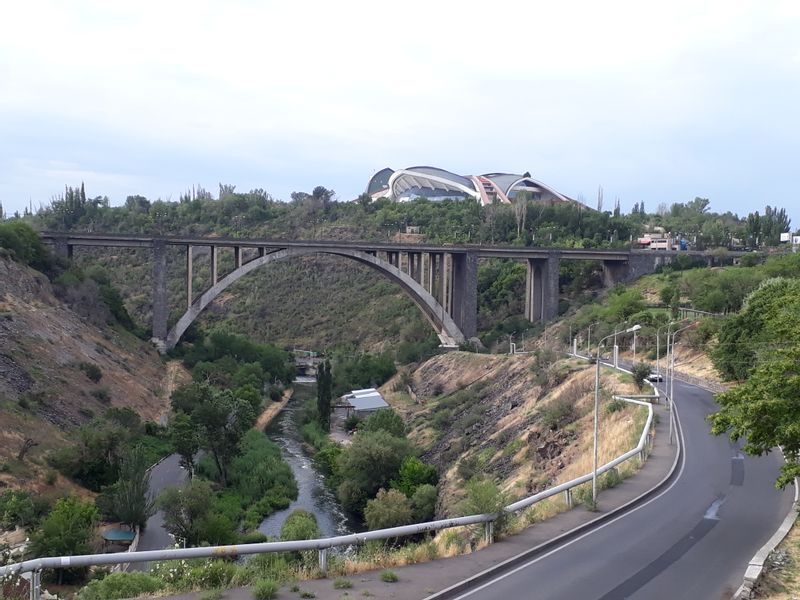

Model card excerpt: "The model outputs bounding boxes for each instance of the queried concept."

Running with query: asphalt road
[450,378,794,600]
[129,453,188,570]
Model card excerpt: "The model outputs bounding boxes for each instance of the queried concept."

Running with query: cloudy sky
[1,0,799,225]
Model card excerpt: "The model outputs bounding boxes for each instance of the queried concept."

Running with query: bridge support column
[602,260,629,287]
[53,237,73,259]
[441,253,452,315]
[525,259,543,322]
[525,256,560,323]
[234,247,242,269]
[210,246,218,285]
[186,246,194,309]
[152,240,168,351]
[451,252,477,339]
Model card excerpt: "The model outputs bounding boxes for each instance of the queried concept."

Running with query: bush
[358,409,406,438]
[537,397,576,430]
[78,362,102,383]
[380,570,399,583]
[333,578,353,589]
[253,578,280,600]
[410,483,438,522]
[76,571,162,599]
[631,363,652,390]
[364,488,413,530]
[280,509,320,542]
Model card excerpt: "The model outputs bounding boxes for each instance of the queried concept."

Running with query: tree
[156,479,214,547]
[710,345,800,488]
[337,430,413,516]
[192,391,256,486]
[364,489,413,531]
[170,413,200,476]
[316,360,332,432]
[390,456,437,497]
[104,446,155,529]
[29,497,99,583]
[410,483,438,522]
[358,408,405,438]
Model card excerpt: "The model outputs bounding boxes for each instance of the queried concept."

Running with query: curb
[423,387,683,600]
[732,474,799,599]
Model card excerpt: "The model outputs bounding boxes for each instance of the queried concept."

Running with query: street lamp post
[587,321,599,356]
[665,321,693,445]
[593,324,641,504]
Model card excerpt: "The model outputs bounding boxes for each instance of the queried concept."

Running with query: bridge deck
[39,231,733,261]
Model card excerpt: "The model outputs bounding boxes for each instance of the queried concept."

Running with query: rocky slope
[381,351,644,513]
[0,256,169,491]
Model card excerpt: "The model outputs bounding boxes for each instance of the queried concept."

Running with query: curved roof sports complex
[366,166,576,207]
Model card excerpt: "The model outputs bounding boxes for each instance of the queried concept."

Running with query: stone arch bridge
[41,233,719,351]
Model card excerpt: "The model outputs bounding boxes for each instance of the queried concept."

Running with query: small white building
[342,389,389,418]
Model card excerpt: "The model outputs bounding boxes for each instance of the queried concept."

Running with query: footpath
[151,398,679,600]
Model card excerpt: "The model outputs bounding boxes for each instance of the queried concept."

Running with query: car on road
[647,371,664,382]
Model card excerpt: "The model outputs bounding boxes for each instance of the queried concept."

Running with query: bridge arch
[164,247,465,350]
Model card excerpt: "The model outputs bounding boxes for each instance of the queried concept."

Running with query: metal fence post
[318,549,328,575]
[564,488,573,509]
[484,520,494,545]
[29,569,41,600]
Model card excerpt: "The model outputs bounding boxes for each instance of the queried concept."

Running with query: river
[258,389,356,538]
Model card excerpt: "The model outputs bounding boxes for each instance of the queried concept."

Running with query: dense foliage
[709,278,800,487]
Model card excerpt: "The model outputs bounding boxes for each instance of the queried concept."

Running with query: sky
[1,0,799,227]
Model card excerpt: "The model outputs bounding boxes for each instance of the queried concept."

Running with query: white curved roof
[369,166,580,207]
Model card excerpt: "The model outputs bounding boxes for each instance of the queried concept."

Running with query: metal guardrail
[1,368,657,599]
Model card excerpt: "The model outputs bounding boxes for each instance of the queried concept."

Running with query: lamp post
[665,321,693,445]
[593,324,641,504]
[587,321,599,356]
[655,323,672,381]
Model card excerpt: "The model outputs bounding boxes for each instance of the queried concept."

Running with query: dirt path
[255,388,293,430]
[157,360,191,425]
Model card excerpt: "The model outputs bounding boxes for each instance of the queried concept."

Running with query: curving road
[450,377,794,600]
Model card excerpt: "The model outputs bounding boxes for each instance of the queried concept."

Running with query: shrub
[343,414,361,431]
[253,578,279,600]
[537,397,576,430]
[631,363,652,391]
[410,483,438,522]
[90,388,110,403]
[280,509,320,542]
[333,578,353,589]
[364,488,413,530]
[457,477,510,535]
[380,570,399,583]
[358,409,406,438]
[240,530,269,544]
[78,362,102,383]
[76,571,162,600]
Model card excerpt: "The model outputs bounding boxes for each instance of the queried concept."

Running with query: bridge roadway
[40,230,725,262]
[447,377,793,600]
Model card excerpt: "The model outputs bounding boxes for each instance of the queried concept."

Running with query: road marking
[450,402,688,600]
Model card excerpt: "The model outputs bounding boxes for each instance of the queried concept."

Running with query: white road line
[450,402,688,600]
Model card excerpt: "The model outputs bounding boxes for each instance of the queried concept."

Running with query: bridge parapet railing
[0,365,657,599]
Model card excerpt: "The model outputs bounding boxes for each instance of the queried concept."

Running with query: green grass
[379,570,398,583]
[252,578,279,600]
[333,578,353,589]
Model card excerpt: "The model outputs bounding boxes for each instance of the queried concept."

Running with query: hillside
[0,255,170,491]
[380,350,646,513]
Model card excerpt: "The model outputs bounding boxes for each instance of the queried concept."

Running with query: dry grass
[753,517,800,599]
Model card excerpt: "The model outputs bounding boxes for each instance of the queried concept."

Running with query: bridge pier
[152,240,168,350]
[525,256,559,323]
[450,252,478,339]
[53,237,73,259]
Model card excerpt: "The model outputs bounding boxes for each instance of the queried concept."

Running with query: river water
[257,390,356,538]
